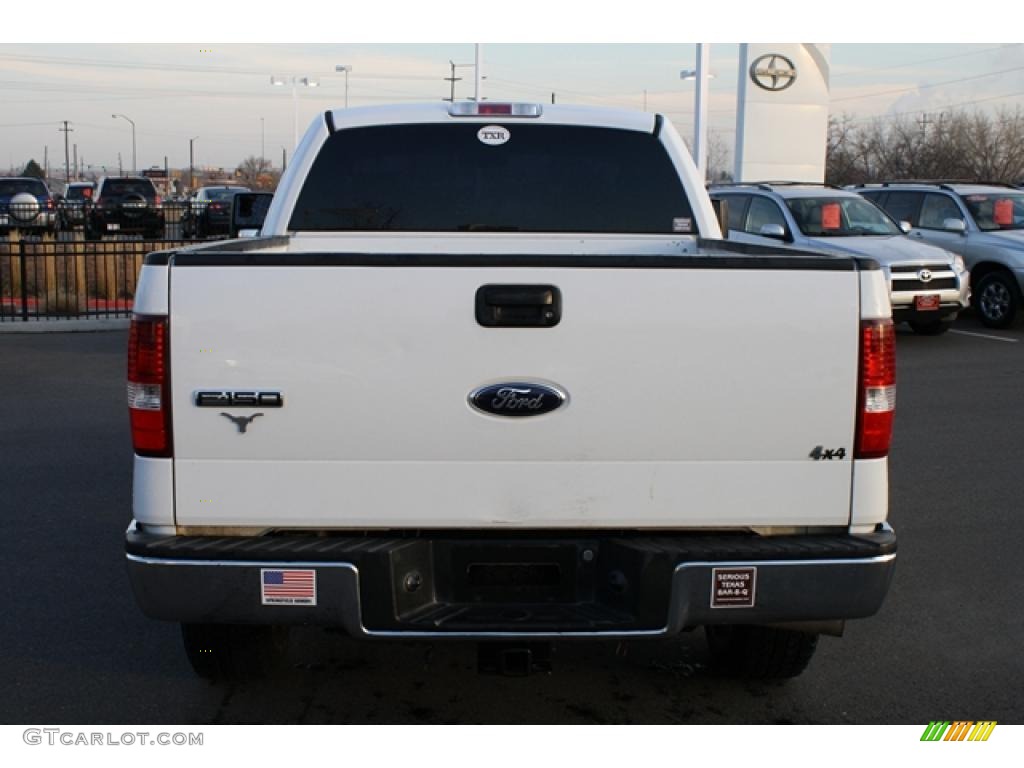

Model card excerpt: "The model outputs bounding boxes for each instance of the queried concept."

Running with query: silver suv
[855,182,1024,328]
[709,183,970,335]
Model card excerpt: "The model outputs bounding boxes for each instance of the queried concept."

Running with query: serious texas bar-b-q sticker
[710,567,757,608]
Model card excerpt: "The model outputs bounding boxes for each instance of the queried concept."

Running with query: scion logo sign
[750,54,798,92]
[469,382,566,417]
[478,125,510,146]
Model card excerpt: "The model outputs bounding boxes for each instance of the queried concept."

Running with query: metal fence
[0,237,203,322]
[1,200,239,242]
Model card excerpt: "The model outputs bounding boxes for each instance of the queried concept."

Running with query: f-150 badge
[194,390,283,408]
[469,382,566,417]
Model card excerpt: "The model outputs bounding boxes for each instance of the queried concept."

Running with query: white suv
[711,183,970,335]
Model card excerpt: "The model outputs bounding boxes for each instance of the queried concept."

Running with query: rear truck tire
[974,271,1021,329]
[180,623,290,681]
[704,624,818,680]
[909,319,953,336]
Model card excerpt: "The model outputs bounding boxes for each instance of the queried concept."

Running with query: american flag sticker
[261,569,317,606]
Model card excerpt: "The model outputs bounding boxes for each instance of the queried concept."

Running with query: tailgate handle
[476,284,561,328]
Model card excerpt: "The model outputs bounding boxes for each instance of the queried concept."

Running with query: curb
[0,318,130,334]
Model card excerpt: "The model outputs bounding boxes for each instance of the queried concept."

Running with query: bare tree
[235,156,277,190]
[826,108,1024,186]
[706,130,733,182]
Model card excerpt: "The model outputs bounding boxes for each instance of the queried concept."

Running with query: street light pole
[335,65,352,108]
[474,44,482,103]
[271,76,319,149]
[681,44,713,182]
[189,136,198,191]
[112,113,136,174]
[694,44,710,181]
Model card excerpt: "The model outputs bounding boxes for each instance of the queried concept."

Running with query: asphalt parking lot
[1,316,1022,725]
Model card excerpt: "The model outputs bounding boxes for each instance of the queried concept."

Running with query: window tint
[918,193,964,229]
[101,179,157,198]
[785,196,901,237]
[744,196,787,234]
[0,179,46,197]
[205,188,247,202]
[721,195,749,231]
[961,192,1024,231]
[290,123,693,234]
[879,191,924,226]
[66,186,93,200]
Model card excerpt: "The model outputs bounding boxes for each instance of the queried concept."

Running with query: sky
[2,3,1021,177]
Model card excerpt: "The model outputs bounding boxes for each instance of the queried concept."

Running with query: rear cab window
[101,179,157,199]
[289,123,694,234]
[0,179,47,197]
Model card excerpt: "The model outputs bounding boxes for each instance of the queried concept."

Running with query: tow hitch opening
[477,642,553,677]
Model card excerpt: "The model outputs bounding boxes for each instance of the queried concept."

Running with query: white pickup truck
[125,102,897,680]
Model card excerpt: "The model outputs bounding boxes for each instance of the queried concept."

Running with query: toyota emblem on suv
[750,54,798,92]
[918,269,934,283]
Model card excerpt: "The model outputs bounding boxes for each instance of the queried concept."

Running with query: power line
[831,63,1024,103]
[0,51,439,82]
[831,44,1020,79]
[845,88,1024,124]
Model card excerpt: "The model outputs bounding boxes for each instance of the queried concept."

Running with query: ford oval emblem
[469,382,567,418]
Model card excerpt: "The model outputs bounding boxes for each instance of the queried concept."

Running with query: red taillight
[127,315,172,457]
[855,319,896,459]
[46,198,54,210]
[154,195,162,207]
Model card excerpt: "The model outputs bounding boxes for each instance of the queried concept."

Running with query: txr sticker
[478,125,510,146]
[710,567,756,608]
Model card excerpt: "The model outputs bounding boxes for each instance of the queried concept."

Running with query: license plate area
[915,294,940,311]
[362,538,672,632]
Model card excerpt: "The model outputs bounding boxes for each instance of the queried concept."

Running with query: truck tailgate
[169,255,860,529]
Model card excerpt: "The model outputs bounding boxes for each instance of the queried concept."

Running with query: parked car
[710,182,970,335]
[59,181,96,229]
[0,177,58,235]
[854,182,1024,328]
[85,176,164,240]
[181,186,251,238]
